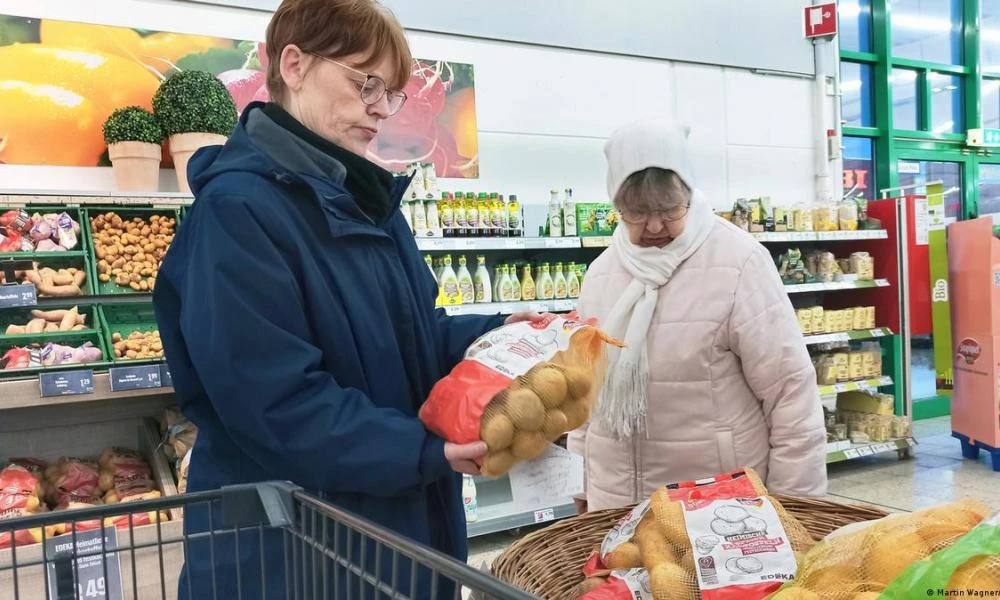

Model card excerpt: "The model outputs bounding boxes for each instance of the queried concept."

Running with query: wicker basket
[491,494,890,600]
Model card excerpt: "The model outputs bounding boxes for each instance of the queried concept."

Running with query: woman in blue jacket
[154,1,536,597]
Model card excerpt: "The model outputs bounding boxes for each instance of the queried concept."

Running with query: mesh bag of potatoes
[769,497,991,600]
[420,314,620,477]
[577,468,815,600]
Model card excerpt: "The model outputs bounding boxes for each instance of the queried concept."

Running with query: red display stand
[947,217,1000,471]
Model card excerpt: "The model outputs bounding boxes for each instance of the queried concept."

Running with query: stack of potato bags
[770,498,995,599]
[577,468,816,600]
[0,459,55,548]
[420,314,620,476]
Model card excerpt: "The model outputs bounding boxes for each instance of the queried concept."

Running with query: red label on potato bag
[421,359,512,444]
[663,469,762,502]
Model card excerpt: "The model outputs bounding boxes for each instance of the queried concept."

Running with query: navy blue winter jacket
[154,104,503,599]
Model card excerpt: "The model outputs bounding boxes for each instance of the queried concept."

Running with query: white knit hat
[604,118,694,201]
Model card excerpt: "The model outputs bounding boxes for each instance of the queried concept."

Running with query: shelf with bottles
[426,254,584,309]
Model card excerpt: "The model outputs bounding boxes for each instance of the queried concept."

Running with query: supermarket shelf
[752,230,888,242]
[580,237,613,248]
[0,372,173,411]
[467,500,577,537]
[818,375,894,396]
[803,327,894,346]
[826,437,915,464]
[0,190,193,206]
[443,299,577,316]
[784,278,890,294]
[416,236,581,251]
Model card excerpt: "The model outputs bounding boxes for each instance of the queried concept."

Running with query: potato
[5,324,25,335]
[525,365,569,409]
[648,563,694,600]
[604,542,642,570]
[564,367,593,401]
[503,389,546,432]
[864,528,927,586]
[510,431,549,460]
[25,318,45,334]
[561,399,591,430]
[44,322,60,332]
[541,409,569,440]
[481,413,515,450]
[112,333,123,343]
[481,450,517,478]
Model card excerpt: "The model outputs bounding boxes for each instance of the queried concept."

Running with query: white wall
[0,0,835,212]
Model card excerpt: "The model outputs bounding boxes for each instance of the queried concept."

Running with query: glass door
[894,158,963,405]
[977,162,1000,223]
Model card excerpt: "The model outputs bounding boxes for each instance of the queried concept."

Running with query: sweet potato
[25,318,45,334]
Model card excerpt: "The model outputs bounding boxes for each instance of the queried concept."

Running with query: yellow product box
[837,391,894,415]
[865,306,876,329]
[862,351,877,378]
[848,352,864,380]
[838,308,853,332]
[833,352,850,382]
[811,306,825,332]
[796,309,813,334]
[853,306,867,330]
[824,312,838,335]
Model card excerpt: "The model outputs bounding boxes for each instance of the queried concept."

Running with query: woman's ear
[279,44,310,94]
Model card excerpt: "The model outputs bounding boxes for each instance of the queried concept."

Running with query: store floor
[467,416,1000,571]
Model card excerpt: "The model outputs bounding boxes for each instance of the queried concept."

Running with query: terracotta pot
[107,141,162,192]
[168,132,227,193]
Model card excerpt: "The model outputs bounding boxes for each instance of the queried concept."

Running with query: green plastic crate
[21,254,95,297]
[0,304,100,342]
[84,207,180,296]
[98,303,164,364]
[0,330,111,378]
[0,206,91,260]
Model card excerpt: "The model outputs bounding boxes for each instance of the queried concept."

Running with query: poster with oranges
[0,14,479,178]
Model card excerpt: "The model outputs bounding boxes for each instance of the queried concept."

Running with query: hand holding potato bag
[419,314,620,477]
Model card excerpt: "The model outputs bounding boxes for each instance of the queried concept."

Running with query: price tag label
[857,446,875,456]
[159,363,173,388]
[109,364,162,392]
[46,528,124,600]
[843,449,860,459]
[39,369,94,397]
[533,508,555,524]
[0,283,37,308]
[553,300,576,312]
[504,239,521,249]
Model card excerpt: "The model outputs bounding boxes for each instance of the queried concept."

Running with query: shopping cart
[0,482,538,600]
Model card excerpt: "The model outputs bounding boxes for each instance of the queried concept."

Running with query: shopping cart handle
[220,481,302,529]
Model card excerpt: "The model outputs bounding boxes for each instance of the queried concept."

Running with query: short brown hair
[614,168,692,214]
[265,0,413,104]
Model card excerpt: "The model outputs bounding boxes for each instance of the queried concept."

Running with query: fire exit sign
[967,128,1000,147]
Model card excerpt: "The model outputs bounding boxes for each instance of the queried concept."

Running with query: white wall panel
[408,31,676,139]
[724,71,815,149]
[673,64,728,205]
[727,147,815,207]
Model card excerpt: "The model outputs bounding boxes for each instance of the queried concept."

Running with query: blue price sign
[39,369,94,397]
[0,283,37,308]
[159,363,173,388]
[109,364,162,392]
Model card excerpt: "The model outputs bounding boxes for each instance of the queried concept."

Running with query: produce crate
[83,207,179,296]
[3,254,96,297]
[0,206,91,260]
[97,303,164,364]
[0,304,100,342]
[0,330,110,378]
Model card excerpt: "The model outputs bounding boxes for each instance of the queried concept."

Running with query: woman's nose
[368,94,391,119]
[645,218,664,234]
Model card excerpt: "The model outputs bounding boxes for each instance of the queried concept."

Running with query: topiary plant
[102,106,164,145]
[153,70,238,137]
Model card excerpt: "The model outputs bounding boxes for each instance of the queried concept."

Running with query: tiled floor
[468,416,1000,568]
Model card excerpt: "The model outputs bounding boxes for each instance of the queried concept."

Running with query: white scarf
[594,190,717,439]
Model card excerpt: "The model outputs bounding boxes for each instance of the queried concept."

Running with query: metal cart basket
[0,481,537,600]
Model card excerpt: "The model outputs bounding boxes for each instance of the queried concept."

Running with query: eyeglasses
[310,54,408,116]
[619,202,690,225]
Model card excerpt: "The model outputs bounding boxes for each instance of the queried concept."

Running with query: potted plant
[103,106,164,192]
[153,70,238,193]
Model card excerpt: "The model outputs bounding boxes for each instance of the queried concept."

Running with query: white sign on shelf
[509,445,584,511]
[533,508,556,524]
[843,449,861,459]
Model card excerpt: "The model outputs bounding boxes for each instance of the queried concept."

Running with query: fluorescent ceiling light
[892,14,952,33]
[841,79,862,92]
[839,3,862,19]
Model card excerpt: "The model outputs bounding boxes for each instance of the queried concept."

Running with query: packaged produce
[91,211,176,292]
[1,340,103,370]
[98,447,156,504]
[44,457,100,506]
[4,306,88,335]
[771,498,990,599]
[0,459,46,513]
[161,406,198,465]
[777,249,810,284]
[814,203,838,232]
[849,252,874,280]
[0,210,80,252]
[838,199,859,231]
[880,509,1000,598]
[837,390,894,415]
[796,309,813,335]
[730,199,751,231]
[579,468,814,600]
[815,355,838,386]
[420,314,620,477]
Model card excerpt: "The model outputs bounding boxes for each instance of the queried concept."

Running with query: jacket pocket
[716,430,738,472]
